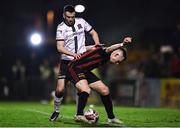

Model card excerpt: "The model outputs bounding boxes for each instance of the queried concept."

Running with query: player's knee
[78,85,91,94]
[86,89,91,94]
[101,86,109,96]
[55,90,64,98]
[56,81,65,92]
[81,86,91,94]
[56,85,64,92]
[76,80,91,94]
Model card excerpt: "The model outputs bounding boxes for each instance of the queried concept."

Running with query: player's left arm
[89,29,100,45]
[86,29,101,51]
[105,37,132,53]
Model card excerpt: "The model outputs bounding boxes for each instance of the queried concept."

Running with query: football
[84,108,99,123]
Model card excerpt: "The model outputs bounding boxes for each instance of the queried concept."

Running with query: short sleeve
[56,25,64,41]
[82,19,93,32]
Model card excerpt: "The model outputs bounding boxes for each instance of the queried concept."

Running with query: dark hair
[119,47,127,61]
[63,5,75,13]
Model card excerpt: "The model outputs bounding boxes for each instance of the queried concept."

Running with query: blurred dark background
[0,0,180,108]
[1,0,180,46]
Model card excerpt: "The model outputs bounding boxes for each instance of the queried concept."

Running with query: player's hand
[123,37,132,45]
[73,53,81,59]
[95,44,105,47]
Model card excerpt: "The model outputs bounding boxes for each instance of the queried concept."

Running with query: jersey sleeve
[56,24,64,41]
[82,18,93,32]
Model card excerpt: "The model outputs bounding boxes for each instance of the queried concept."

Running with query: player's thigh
[56,60,70,92]
[85,71,109,95]
[89,80,109,95]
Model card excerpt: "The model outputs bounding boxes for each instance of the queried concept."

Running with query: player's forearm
[90,29,100,45]
[106,37,132,53]
[105,43,124,53]
[86,45,95,51]
[92,34,100,45]
[57,45,74,57]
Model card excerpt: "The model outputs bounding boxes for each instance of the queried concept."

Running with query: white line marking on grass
[23,108,126,127]
[24,108,50,116]
[24,108,73,120]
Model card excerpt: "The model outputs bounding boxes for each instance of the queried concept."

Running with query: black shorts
[58,60,100,85]
[58,60,71,80]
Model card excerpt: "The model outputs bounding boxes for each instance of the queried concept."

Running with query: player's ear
[63,13,65,19]
[115,53,119,57]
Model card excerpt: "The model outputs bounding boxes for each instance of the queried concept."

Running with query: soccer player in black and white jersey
[68,37,132,124]
[50,5,101,122]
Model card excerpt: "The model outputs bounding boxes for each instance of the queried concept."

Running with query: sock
[54,91,63,112]
[100,94,115,119]
[77,91,89,115]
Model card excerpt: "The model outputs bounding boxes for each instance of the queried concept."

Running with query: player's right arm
[86,44,105,51]
[57,40,81,59]
[105,37,132,53]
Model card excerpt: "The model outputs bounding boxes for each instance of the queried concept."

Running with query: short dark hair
[119,47,127,61]
[63,5,75,13]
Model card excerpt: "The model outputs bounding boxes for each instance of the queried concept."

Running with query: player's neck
[64,20,75,27]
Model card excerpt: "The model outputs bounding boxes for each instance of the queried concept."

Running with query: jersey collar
[63,19,75,27]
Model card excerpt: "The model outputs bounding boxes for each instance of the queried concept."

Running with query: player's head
[110,48,127,64]
[63,5,75,26]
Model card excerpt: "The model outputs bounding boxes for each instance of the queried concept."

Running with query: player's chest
[64,25,84,39]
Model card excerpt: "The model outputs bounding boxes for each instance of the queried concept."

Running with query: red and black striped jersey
[69,46,110,71]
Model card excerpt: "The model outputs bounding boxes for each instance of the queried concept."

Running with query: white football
[84,108,99,123]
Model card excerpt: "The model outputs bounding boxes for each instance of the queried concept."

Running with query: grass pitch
[0,102,180,127]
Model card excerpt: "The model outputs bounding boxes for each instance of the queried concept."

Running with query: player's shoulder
[57,22,66,29]
[75,17,86,23]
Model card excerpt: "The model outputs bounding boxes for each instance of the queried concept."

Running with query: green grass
[0,102,180,127]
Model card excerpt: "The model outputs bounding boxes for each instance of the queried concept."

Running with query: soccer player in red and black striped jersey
[68,37,132,124]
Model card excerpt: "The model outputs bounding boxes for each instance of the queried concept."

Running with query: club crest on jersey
[77,24,82,29]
